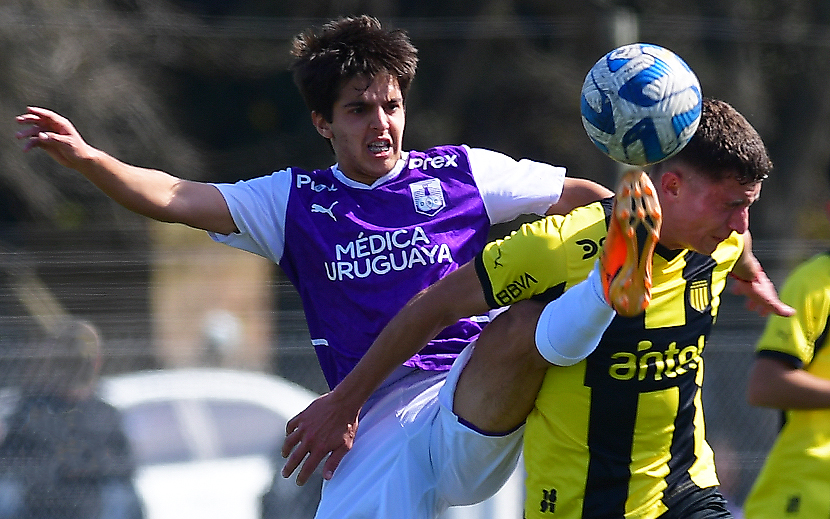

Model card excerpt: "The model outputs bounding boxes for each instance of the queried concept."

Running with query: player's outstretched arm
[547,177,613,215]
[16,107,236,235]
[748,356,830,409]
[730,231,795,317]
[281,261,490,486]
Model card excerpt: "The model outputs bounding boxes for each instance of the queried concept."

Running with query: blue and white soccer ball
[580,43,702,166]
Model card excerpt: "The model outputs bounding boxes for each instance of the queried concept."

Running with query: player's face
[660,166,762,254]
[313,74,405,185]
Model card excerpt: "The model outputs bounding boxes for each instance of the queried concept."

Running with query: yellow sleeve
[475,201,609,308]
[756,254,830,366]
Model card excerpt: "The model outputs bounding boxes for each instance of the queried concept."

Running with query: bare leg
[452,266,615,433]
[452,300,550,433]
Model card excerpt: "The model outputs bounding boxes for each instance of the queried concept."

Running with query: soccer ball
[580,43,702,166]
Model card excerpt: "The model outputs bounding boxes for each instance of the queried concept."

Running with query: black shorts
[660,486,732,519]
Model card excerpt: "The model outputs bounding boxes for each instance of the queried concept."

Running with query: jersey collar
[331,152,408,190]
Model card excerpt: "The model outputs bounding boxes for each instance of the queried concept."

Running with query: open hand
[15,107,92,169]
[730,270,795,318]
[281,391,360,485]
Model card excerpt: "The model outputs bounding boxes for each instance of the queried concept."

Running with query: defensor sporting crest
[580,43,702,166]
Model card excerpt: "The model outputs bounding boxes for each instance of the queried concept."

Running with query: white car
[101,368,524,519]
[0,367,522,519]
[99,368,321,519]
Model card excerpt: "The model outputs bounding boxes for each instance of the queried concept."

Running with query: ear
[311,111,333,139]
[659,170,682,200]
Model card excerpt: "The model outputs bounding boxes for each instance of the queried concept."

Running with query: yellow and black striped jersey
[743,252,830,519]
[474,198,744,519]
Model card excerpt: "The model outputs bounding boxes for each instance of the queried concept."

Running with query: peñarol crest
[688,279,710,312]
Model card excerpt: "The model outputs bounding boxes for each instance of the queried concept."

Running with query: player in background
[15,15,613,519]
[742,168,830,519]
[0,320,143,519]
[287,97,795,519]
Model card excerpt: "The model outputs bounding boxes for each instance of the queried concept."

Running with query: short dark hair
[290,15,419,122]
[24,319,102,394]
[654,98,772,185]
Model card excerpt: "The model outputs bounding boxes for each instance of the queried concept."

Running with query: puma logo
[311,201,338,221]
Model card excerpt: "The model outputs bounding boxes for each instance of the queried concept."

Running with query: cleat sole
[601,170,662,317]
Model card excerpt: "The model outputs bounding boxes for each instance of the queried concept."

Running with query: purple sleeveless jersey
[280,145,491,388]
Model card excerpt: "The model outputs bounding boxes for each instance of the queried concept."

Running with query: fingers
[15,108,61,152]
[280,422,350,485]
[17,130,75,158]
[15,125,41,140]
[281,444,308,482]
[15,107,71,137]
[17,132,56,153]
[16,107,54,129]
[733,279,796,318]
[281,436,327,486]
[15,113,48,145]
[295,449,327,486]
[281,416,326,485]
[21,106,65,126]
[278,395,359,485]
[322,445,349,481]
[281,426,305,478]
[282,417,301,458]
[772,301,796,317]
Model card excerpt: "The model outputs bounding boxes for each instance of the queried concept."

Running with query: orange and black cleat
[600,169,662,317]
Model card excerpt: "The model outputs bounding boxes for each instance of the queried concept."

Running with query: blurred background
[0,1,829,518]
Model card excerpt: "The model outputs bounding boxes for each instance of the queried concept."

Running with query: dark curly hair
[653,98,772,185]
[290,15,419,122]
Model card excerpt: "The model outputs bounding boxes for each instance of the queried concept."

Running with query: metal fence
[0,228,825,518]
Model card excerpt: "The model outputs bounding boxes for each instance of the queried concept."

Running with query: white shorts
[313,343,524,519]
